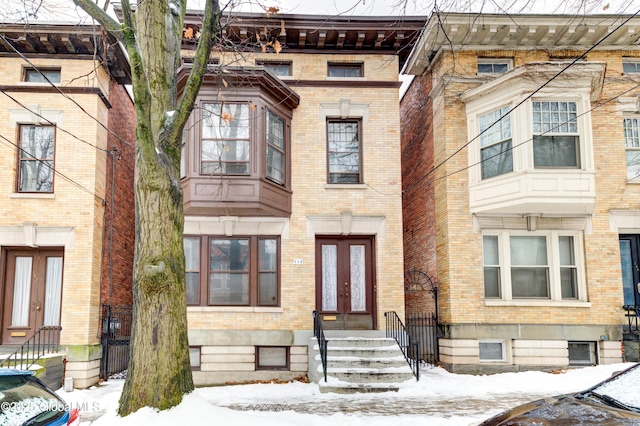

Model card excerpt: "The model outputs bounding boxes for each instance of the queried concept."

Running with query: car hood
[479,394,640,425]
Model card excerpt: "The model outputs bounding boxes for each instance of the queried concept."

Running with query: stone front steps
[313,332,416,393]
[0,350,65,389]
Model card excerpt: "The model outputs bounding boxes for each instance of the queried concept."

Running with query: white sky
[2,1,637,26]
[56,362,637,426]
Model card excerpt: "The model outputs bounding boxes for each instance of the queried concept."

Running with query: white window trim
[483,229,589,306]
[467,94,594,184]
[478,340,508,363]
[477,58,513,74]
[622,59,640,74]
[623,116,640,183]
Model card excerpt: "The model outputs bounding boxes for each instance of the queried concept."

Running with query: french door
[315,237,376,330]
[2,249,63,344]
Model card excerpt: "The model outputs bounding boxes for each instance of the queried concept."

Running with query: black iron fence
[0,326,61,370]
[100,304,132,379]
[406,312,440,365]
[312,310,328,382]
[385,311,420,380]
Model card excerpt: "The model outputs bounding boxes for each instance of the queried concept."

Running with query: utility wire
[0,33,135,150]
[431,81,640,184]
[0,132,106,204]
[402,8,640,196]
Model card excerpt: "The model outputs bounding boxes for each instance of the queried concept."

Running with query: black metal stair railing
[624,305,640,333]
[0,326,62,370]
[312,310,328,382]
[385,311,420,381]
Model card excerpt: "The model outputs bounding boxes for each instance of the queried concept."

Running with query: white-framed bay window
[623,117,640,181]
[479,106,513,179]
[482,230,587,305]
[532,100,580,168]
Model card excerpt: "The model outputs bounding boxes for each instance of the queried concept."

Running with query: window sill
[9,193,55,199]
[485,300,591,308]
[187,306,283,313]
[326,76,366,81]
[324,184,367,190]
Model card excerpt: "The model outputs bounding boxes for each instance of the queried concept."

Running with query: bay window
[532,101,579,168]
[266,111,286,184]
[184,236,280,307]
[201,103,250,175]
[483,231,585,303]
[479,106,512,179]
[624,118,640,180]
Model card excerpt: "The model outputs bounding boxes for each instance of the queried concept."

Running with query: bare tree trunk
[73,0,219,415]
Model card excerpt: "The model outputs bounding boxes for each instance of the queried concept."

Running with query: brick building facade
[176,11,424,384]
[402,13,640,373]
[0,24,134,387]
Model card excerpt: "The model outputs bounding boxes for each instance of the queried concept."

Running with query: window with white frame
[477,58,511,74]
[479,341,505,362]
[622,60,640,74]
[479,106,512,179]
[482,231,584,302]
[623,118,640,180]
[568,341,596,365]
[532,101,580,168]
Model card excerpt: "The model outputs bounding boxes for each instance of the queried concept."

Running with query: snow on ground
[57,362,636,426]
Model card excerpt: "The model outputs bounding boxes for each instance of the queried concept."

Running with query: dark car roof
[0,368,34,377]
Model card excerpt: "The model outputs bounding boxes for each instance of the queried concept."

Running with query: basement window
[189,346,201,370]
[256,346,289,370]
[568,341,596,365]
[479,340,505,362]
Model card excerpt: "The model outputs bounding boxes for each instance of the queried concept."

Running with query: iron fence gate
[406,312,439,365]
[100,304,132,379]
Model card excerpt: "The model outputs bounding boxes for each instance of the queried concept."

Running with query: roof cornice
[405,12,640,75]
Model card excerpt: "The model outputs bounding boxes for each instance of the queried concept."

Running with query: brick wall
[100,79,135,308]
[400,75,438,316]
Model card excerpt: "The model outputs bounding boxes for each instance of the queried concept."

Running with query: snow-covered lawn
[58,362,636,426]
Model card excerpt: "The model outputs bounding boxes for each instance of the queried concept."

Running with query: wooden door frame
[314,235,377,329]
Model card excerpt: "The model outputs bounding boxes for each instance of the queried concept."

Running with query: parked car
[0,369,79,426]
[479,363,640,425]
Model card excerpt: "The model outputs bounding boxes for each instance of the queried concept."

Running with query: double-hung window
[18,125,55,193]
[266,110,286,185]
[532,101,580,168]
[327,120,362,183]
[184,236,279,307]
[483,231,582,302]
[623,118,640,180]
[479,107,512,179]
[201,103,250,175]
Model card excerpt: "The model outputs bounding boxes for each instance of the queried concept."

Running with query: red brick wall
[400,75,438,316]
[100,80,135,307]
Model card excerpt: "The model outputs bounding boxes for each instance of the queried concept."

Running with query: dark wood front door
[2,249,64,344]
[315,236,376,330]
